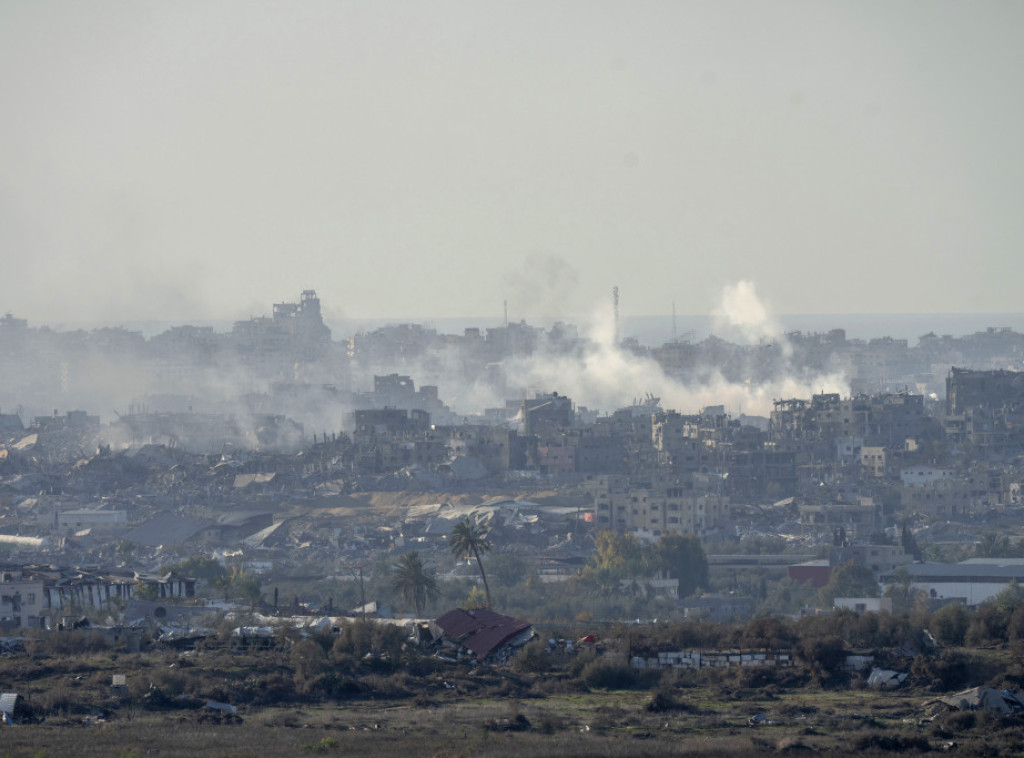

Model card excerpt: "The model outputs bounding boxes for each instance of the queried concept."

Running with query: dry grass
[1,640,1022,756]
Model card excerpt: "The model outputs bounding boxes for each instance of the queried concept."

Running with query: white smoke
[711,280,786,349]
[494,282,848,416]
[3,281,851,450]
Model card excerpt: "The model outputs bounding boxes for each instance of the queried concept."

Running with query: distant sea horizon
[44,312,1024,347]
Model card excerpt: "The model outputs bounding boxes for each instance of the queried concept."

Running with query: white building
[880,559,1024,606]
[57,509,129,530]
[900,466,955,487]
[834,597,893,614]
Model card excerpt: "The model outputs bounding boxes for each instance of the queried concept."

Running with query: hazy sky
[2,1,1022,326]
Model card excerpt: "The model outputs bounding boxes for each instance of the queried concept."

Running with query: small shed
[110,674,130,700]
[0,692,31,723]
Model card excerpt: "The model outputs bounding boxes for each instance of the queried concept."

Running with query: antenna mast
[613,286,620,345]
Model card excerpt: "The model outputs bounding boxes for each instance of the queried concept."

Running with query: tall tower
[613,286,620,345]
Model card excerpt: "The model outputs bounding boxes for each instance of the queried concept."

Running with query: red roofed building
[432,608,534,661]
[788,560,831,588]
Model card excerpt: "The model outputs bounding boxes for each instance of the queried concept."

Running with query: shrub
[565,646,597,678]
[302,672,362,699]
[966,603,1010,647]
[735,665,781,689]
[580,659,638,690]
[853,732,931,752]
[361,672,413,698]
[404,654,443,677]
[241,672,295,705]
[645,687,697,713]
[331,619,375,659]
[290,638,327,686]
[302,736,339,753]
[485,714,531,732]
[43,629,113,657]
[929,603,970,646]
[942,710,977,732]
[739,616,795,650]
[510,640,552,674]
[331,652,359,676]
[793,635,846,682]
[144,668,188,698]
[911,649,972,691]
[533,675,590,695]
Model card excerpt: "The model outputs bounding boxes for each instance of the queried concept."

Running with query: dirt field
[2,683,1019,757]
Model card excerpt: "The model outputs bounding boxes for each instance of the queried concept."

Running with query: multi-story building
[946,367,1024,415]
[589,475,729,541]
[1,566,195,631]
[0,569,46,630]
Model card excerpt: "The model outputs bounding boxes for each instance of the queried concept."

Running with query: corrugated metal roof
[888,562,1024,579]
[242,520,285,547]
[233,473,276,488]
[0,692,20,715]
[434,609,532,658]
[124,512,213,547]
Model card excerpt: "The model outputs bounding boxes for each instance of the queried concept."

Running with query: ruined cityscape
[5,289,1024,754]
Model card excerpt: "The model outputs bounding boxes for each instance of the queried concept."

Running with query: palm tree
[450,517,493,608]
[391,551,438,617]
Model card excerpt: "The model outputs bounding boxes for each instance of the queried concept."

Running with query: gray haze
[2,1,1022,324]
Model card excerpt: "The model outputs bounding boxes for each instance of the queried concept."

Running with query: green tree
[794,634,846,682]
[450,518,493,608]
[575,566,620,597]
[290,638,327,689]
[588,531,654,597]
[818,561,879,606]
[211,573,233,602]
[133,579,159,601]
[964,581,1024,646]
[965,603,1010,647]
[391,551,438,617]
[739,615,795,650]
[227,568,263,610]
[652,533,709,598]
[900,521,922,561]
[883,567,926,615]
[929,602,969,646]
[487,553,528,588]
[593,530,644,575]
[757,577,818,615]
[991,579,1024,613]
[164,556,228,582]
[463,585,488,610]
[975,532,1023,559]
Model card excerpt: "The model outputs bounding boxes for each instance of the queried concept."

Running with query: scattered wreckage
[867,668,910,690]
[929,686,1024,716]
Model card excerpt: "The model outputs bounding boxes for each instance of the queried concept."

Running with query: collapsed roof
[938,686,1024,715]
[432,608,533,659]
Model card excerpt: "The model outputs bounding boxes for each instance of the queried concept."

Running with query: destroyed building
[589,474,729,540]
[431,608,534,662]
[1,565,195,631]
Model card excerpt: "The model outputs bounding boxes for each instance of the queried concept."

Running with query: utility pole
[344,565,366,619]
